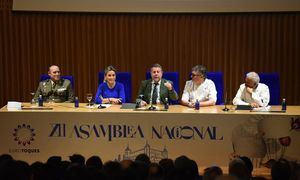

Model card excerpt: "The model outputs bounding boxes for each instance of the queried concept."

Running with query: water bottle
[74,97,79,108]
[195,99,200,110]
[281,98,286,111]
[38,95,43,107]
[164,98,169,110]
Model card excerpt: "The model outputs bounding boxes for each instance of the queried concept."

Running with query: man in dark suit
[136,63,178,107]
[34,65,74,103]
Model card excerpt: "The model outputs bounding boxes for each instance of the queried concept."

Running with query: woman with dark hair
[95,66,125,104]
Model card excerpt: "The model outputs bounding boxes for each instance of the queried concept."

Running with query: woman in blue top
[95,66,125,104]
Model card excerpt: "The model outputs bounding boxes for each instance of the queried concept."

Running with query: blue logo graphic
[13,124,36,146]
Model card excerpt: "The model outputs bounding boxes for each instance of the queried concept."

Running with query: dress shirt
[233,83,270,107]
[150,80,161,104]
[181,79,217,103]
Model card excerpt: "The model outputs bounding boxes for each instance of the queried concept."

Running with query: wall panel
[1,0,299,106]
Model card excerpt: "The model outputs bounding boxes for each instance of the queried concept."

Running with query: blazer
[136,78,178,104]
[34,78,74,103]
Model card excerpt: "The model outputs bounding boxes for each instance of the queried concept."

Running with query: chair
[258,73,280,105]
[188,72,224,105]
[146,72,179,104]
[207,72,224,105]
[98,72,132,103]
[40,75,74,88]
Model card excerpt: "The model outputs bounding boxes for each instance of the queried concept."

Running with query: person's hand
[246,87,253,94]
[164,81,173,91]
[250,102,259,108]
[140,100,147,107]
[110,98,122,104]
[102,98,110,104]
[188,102,195,108]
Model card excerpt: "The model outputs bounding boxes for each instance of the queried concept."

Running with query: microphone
[136,94,145,108]
[138,94,144,100]
[222,92,229,111]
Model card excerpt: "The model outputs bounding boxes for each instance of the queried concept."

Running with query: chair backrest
[146,72,180,104]
[189,72,224,105]
[207,72,224,105]
[40,75,74,88]
[258,73,280,105]
[98,72,132,103]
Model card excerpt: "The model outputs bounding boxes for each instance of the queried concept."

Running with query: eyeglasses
[191,73,203,78]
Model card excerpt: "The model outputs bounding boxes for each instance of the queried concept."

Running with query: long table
[1,103,299,169]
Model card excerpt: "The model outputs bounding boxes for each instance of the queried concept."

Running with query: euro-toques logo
[13,124,36,146]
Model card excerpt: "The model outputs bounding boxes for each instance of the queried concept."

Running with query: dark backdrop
[1,0,299,106]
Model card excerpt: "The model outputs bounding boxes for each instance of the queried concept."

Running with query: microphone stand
[148,101,156,110]
[222,92,229,111]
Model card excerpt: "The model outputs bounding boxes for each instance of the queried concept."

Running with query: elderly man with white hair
[233,72,270,108]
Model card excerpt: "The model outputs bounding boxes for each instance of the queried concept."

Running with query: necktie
[52,82,57,93]
[51,82,57,97]
[151,83,159,104]
[52,83,56,89]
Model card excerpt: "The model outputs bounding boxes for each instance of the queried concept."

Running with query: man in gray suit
[34,65,74,103]
[136,63,178,107]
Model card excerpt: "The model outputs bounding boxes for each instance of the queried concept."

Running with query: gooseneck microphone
[136,94,144,108]
[222,92,229,112]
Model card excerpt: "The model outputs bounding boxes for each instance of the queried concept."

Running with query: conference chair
[258,73,280,105]
[207,72,224,105]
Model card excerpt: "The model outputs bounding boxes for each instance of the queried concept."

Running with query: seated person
[181,65,217,107]
[34,65,74,103]
[136,63,178,106]
[233,72,270,108]
[95,66,125,104]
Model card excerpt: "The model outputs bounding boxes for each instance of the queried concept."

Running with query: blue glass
[282,98,286,111]
[195,99,200,110]
[38,95,43,107]
[74,97,79,108]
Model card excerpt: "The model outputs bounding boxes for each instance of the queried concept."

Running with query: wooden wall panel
[1,0,299,107]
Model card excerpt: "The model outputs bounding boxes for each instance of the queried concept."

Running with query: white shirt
[233,83,270,107]
[181,79,217,103]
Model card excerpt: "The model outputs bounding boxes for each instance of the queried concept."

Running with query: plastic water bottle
[38,95,43,107]
[282,98,286,111]
[74,97,79,108]
[164,98,169,110]
[195,99,200,110]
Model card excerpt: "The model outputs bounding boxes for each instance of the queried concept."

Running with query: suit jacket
[34,78,74,103]
[136,78,178,104]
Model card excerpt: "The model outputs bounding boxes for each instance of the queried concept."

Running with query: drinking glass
[30,92,36,104]
[86,93,93,107]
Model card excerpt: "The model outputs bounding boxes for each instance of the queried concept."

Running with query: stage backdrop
[0,0,300,107]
